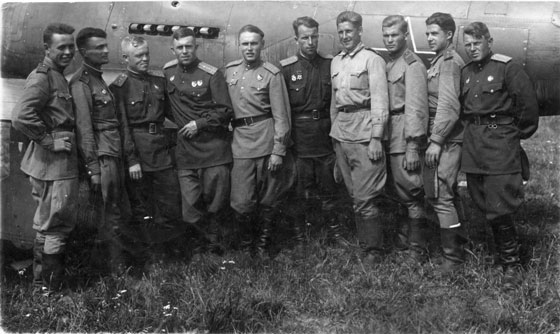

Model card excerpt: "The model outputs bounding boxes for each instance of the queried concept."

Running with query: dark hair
[292,16,319,36]
[336,11,362,28]
[172,27,196,40]
[43,23,75,46]
[76,27,107,49]
[463,21,491,40]
[238,24,264,39]
[382,15,408,33]
[426,12,456,39]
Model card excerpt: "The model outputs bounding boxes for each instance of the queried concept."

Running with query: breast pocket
[349,70,368,90]
[331,72,340,91]
[54,91,72,110]
[186,87,208,101]
[92,93,114,119]
[126,95,144,114]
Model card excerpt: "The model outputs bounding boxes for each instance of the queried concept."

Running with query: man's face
[45,33,75,69]
[172,36,198,67]
[426,24,451,54]
[463,34,492,62]
[82,37,109,66]
[125,43,150,73]
[337,21,362,53]
[239,31,264,64]
[296,25,319,59]
[382,24,408,55]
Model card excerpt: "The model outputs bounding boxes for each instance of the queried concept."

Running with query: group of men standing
[13,9,538,294]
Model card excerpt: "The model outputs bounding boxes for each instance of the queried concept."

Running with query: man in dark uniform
[71,27,129,273]
[109,36,182,251]
[12,23,78,293]
[280,16,341,245]
[225,25,294,256]
[461,22,539,289]
[163,27,233,251]
[382,15,429,263]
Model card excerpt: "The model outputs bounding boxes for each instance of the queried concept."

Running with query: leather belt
[294,109,329,121]
[231,113,272,128]
[337,105,370,113]
[51,127,74,133]
[130,122,164,134]
[468,114,514,128]
[390,107,405,115]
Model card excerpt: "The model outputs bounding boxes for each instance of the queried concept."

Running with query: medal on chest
[257,74,263,81]
[487,75,494,82]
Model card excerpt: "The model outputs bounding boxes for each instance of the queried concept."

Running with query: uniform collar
[181,58,200,72]
[83,62,103,77]
[243,59,262,70]
[298,51,319,67]
[340,42,364,58]
[474,51,493,68]
[388,47,407,61]
[127,68,148,79]
[430,44,455,66]
[42,57,64,73]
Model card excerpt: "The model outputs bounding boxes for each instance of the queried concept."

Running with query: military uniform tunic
[225,59,294,214]
[426,45,465,228]
[385,48,428,220]
[280,52,337,214]
[110,69,181,226]
[163,58,233,224]
[460,52,539,219]
[70,63,129,240]
[12,56,79,260]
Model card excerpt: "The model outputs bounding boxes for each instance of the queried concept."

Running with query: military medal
[291,74,296,82]
[101,89,107,94]
[466,77,470,84]
[154,84,159,89]
[197,80,203,86]
[191,81,197,87]
[487,75,494,82]
[297,74,303,80]
[170,75,175,82]
[257,74,263,81]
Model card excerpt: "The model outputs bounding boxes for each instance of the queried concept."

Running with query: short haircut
[382,15,408,33]
[238,24,264,39]
[172,27,196,40]
[43,23,75,46]
[426,12,456,39]
[121,36,147,53]
[292,16,319,36]
[336,11,362,28]
[76,27,107,50]
[463,22,491,40]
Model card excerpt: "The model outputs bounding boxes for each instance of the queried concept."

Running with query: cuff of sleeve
[429,134,445,146]
[406,141,420,152]
[272,145,286,157]
[86,161,101,177]
[37,133,53,149]
[127,157,140,168]
[195,118,208,129]
[371,125,384,139]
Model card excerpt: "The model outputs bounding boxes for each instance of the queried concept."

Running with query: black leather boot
[406,218,429,264]
[255,208,275,257]
[491,215,522,291]
[437,227,466,274]
[234,212,254,253]
[41,253,65,293]
[356,215,384,266]
[33,238,44,289]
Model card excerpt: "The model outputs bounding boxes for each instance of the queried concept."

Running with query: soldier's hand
[90,174,101,193]
[333,161,343,184]
[403,149,421,171]
[425,142,442,169]
[367,139,383,161]
[179,121,198,139]
[52,136,72,152]
[129,163,143,180]
[268,154,283,172]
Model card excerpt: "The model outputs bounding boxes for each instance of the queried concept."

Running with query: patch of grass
[2,118,559,333]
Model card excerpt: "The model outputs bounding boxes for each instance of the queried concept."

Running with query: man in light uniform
[13,23,78,293]
[382,15,429,263]
[461,22,539,289]
[225,25,294,256]
[424,12,466,273]
[330,11,389,264]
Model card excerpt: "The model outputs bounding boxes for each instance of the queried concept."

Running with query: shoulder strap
[163,59,178,70]
[403,50,417,65]
[36,63,49,74]
[491,53,512,63]
[279,56,298,67]
[111,73,128,87]
[263,62,280,75]
[198,61,218,75]
[226,59,244,68]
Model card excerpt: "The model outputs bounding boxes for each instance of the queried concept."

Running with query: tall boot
[41,253,65,293]
[407,218,429,264]
[438,227,466,274]
[356,215,384,265]
[33,238,45,289]
[326,211,348,246]
[491,215,521,291]
[207,214,225,255]
[290,212,306,249]
[394,217,410,251]
[255,207,275,257]
[235,212,254,252]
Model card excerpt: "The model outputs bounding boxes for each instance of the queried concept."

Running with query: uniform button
[131,102,135,105]
[241,87,244,90]
[242,77,245,79]
[296,88,299,91]
[490,89,494,93]
[475,94,478,97]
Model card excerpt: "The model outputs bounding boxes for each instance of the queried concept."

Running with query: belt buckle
[244,117,254,126]
[312,109,320,120]
[149,122,157,134]
[487,114,497,129]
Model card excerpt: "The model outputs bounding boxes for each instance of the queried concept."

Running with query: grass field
[2,117,559,333]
